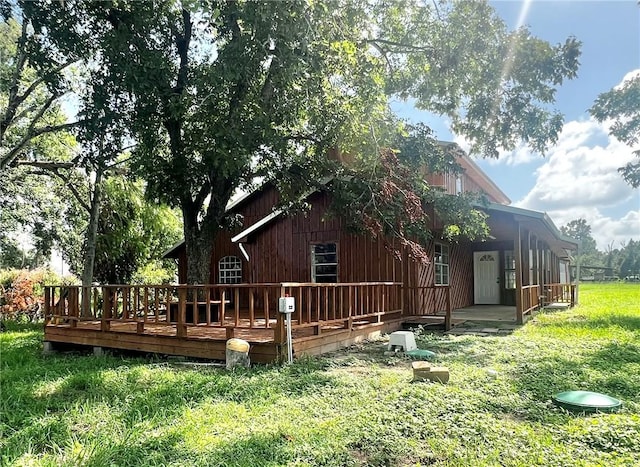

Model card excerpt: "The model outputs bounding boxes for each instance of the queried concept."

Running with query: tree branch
[17,162,91,212]
[1,19,29,143]
[1,118,82,170]
[362,38,434,54]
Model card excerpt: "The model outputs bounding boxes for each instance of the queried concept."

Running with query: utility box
[388,331,417,352]
[278,296,295,314]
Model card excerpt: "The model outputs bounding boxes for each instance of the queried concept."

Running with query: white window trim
[218,256,242,284]
[434,242,450,286]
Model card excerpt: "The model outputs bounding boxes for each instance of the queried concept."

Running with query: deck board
[44,316,405,363]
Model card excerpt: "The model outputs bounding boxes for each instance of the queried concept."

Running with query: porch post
[515,223,523,324]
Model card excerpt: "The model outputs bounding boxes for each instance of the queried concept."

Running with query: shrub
[0,268,67,322]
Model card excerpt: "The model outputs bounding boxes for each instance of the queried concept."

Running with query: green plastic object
[405,349,436,359]
[552,391,622,413]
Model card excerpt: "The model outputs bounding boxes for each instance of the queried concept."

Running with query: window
[311,243,338,283]
[218,256,242,284]
[455,175,464,195]
[504,250,516,289]
[434,243,449,285]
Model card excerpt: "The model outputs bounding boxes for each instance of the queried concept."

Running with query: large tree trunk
[81,168,102,315]
[184,229,216,285]
[182,200,224,285]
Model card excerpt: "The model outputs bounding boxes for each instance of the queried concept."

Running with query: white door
[474,251,500,304]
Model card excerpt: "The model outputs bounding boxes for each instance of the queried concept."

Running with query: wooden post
[444,286,452,331]
[275,309,286,344]
[70,287,78,328]
[515,224,524,324]
[401,247,409,316]
[177,288,187,338]
[44,287,51,325]
[101,287,111,331]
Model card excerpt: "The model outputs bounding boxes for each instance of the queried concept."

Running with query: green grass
[1,283,639,466]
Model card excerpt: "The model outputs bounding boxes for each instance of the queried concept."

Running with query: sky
[393,0,640,250]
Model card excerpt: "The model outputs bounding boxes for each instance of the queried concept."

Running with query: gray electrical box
[278,296,295,314]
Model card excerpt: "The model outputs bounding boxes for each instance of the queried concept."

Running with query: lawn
[1,283,639,466]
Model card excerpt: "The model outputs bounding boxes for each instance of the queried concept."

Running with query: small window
[434,243,449,286]
[455,176,463,195]
[312,243,338,283]
[505,250,516,289]
[219,256,242,284]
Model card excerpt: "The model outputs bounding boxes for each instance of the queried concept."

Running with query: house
[43,145,578,362]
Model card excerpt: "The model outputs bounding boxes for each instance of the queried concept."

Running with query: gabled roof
[163,143,515,258]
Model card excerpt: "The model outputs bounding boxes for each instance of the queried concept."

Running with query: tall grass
[1,283,638,466]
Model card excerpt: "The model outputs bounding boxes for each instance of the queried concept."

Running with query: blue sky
[394,0,640,250]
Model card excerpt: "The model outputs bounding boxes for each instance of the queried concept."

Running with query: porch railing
[44,282,403,343]
[542,283,576,307]
[520,285,541,320]
[517,282,576,323]
[281,282,402,330]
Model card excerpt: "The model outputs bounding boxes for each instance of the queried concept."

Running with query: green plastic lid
[552,391,622,413]
[405,349,436,359]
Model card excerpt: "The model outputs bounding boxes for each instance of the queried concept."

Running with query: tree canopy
[13,0,582,283]
[590,74,640,188]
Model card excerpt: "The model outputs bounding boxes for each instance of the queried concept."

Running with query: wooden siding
[233,191,402,284]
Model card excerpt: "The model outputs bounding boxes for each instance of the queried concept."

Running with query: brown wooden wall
[236,191,402,284]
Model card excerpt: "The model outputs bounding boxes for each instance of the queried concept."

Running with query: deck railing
[281,282,402,330]
[542,283,576,307]
[44,282,403,343]
[518,285,540,323]
[517,282,577,323]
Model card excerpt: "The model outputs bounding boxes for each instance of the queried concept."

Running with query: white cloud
[617,69,640,88]
[512,117,639,250]
[546,207,640,251]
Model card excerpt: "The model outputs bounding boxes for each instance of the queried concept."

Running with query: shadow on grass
[1,327,339,465]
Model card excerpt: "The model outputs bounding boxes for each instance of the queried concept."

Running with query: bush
[0,268,68,322]
[131,260,177,285]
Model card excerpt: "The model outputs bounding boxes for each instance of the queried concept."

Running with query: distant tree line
[561,218,640,280]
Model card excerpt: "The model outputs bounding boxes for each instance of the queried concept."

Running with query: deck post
[515,224,524,324]
[177,287,187,338]
[101,287,111,331]
[44,287,51,325]
[69,287,78,328]
[444,286,452,331]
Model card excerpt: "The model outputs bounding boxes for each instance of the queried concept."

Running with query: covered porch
[477,203,579,324]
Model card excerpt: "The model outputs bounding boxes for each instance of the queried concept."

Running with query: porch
[42,281,575,363]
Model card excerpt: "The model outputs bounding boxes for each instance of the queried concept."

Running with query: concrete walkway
[445,305,520,336]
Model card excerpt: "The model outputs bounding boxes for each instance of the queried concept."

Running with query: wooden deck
[43,313,407,363]
[42,281,574,363]
[43,282,411,363]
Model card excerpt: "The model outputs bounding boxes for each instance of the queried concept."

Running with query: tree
[561,218,603,269]
[0,12,79,169]
[590,74,640,187]
[91,177,182,284]
[22,0,581,284]
[619,239,640,278]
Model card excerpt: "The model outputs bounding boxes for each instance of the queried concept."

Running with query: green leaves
[590,75,640,187]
